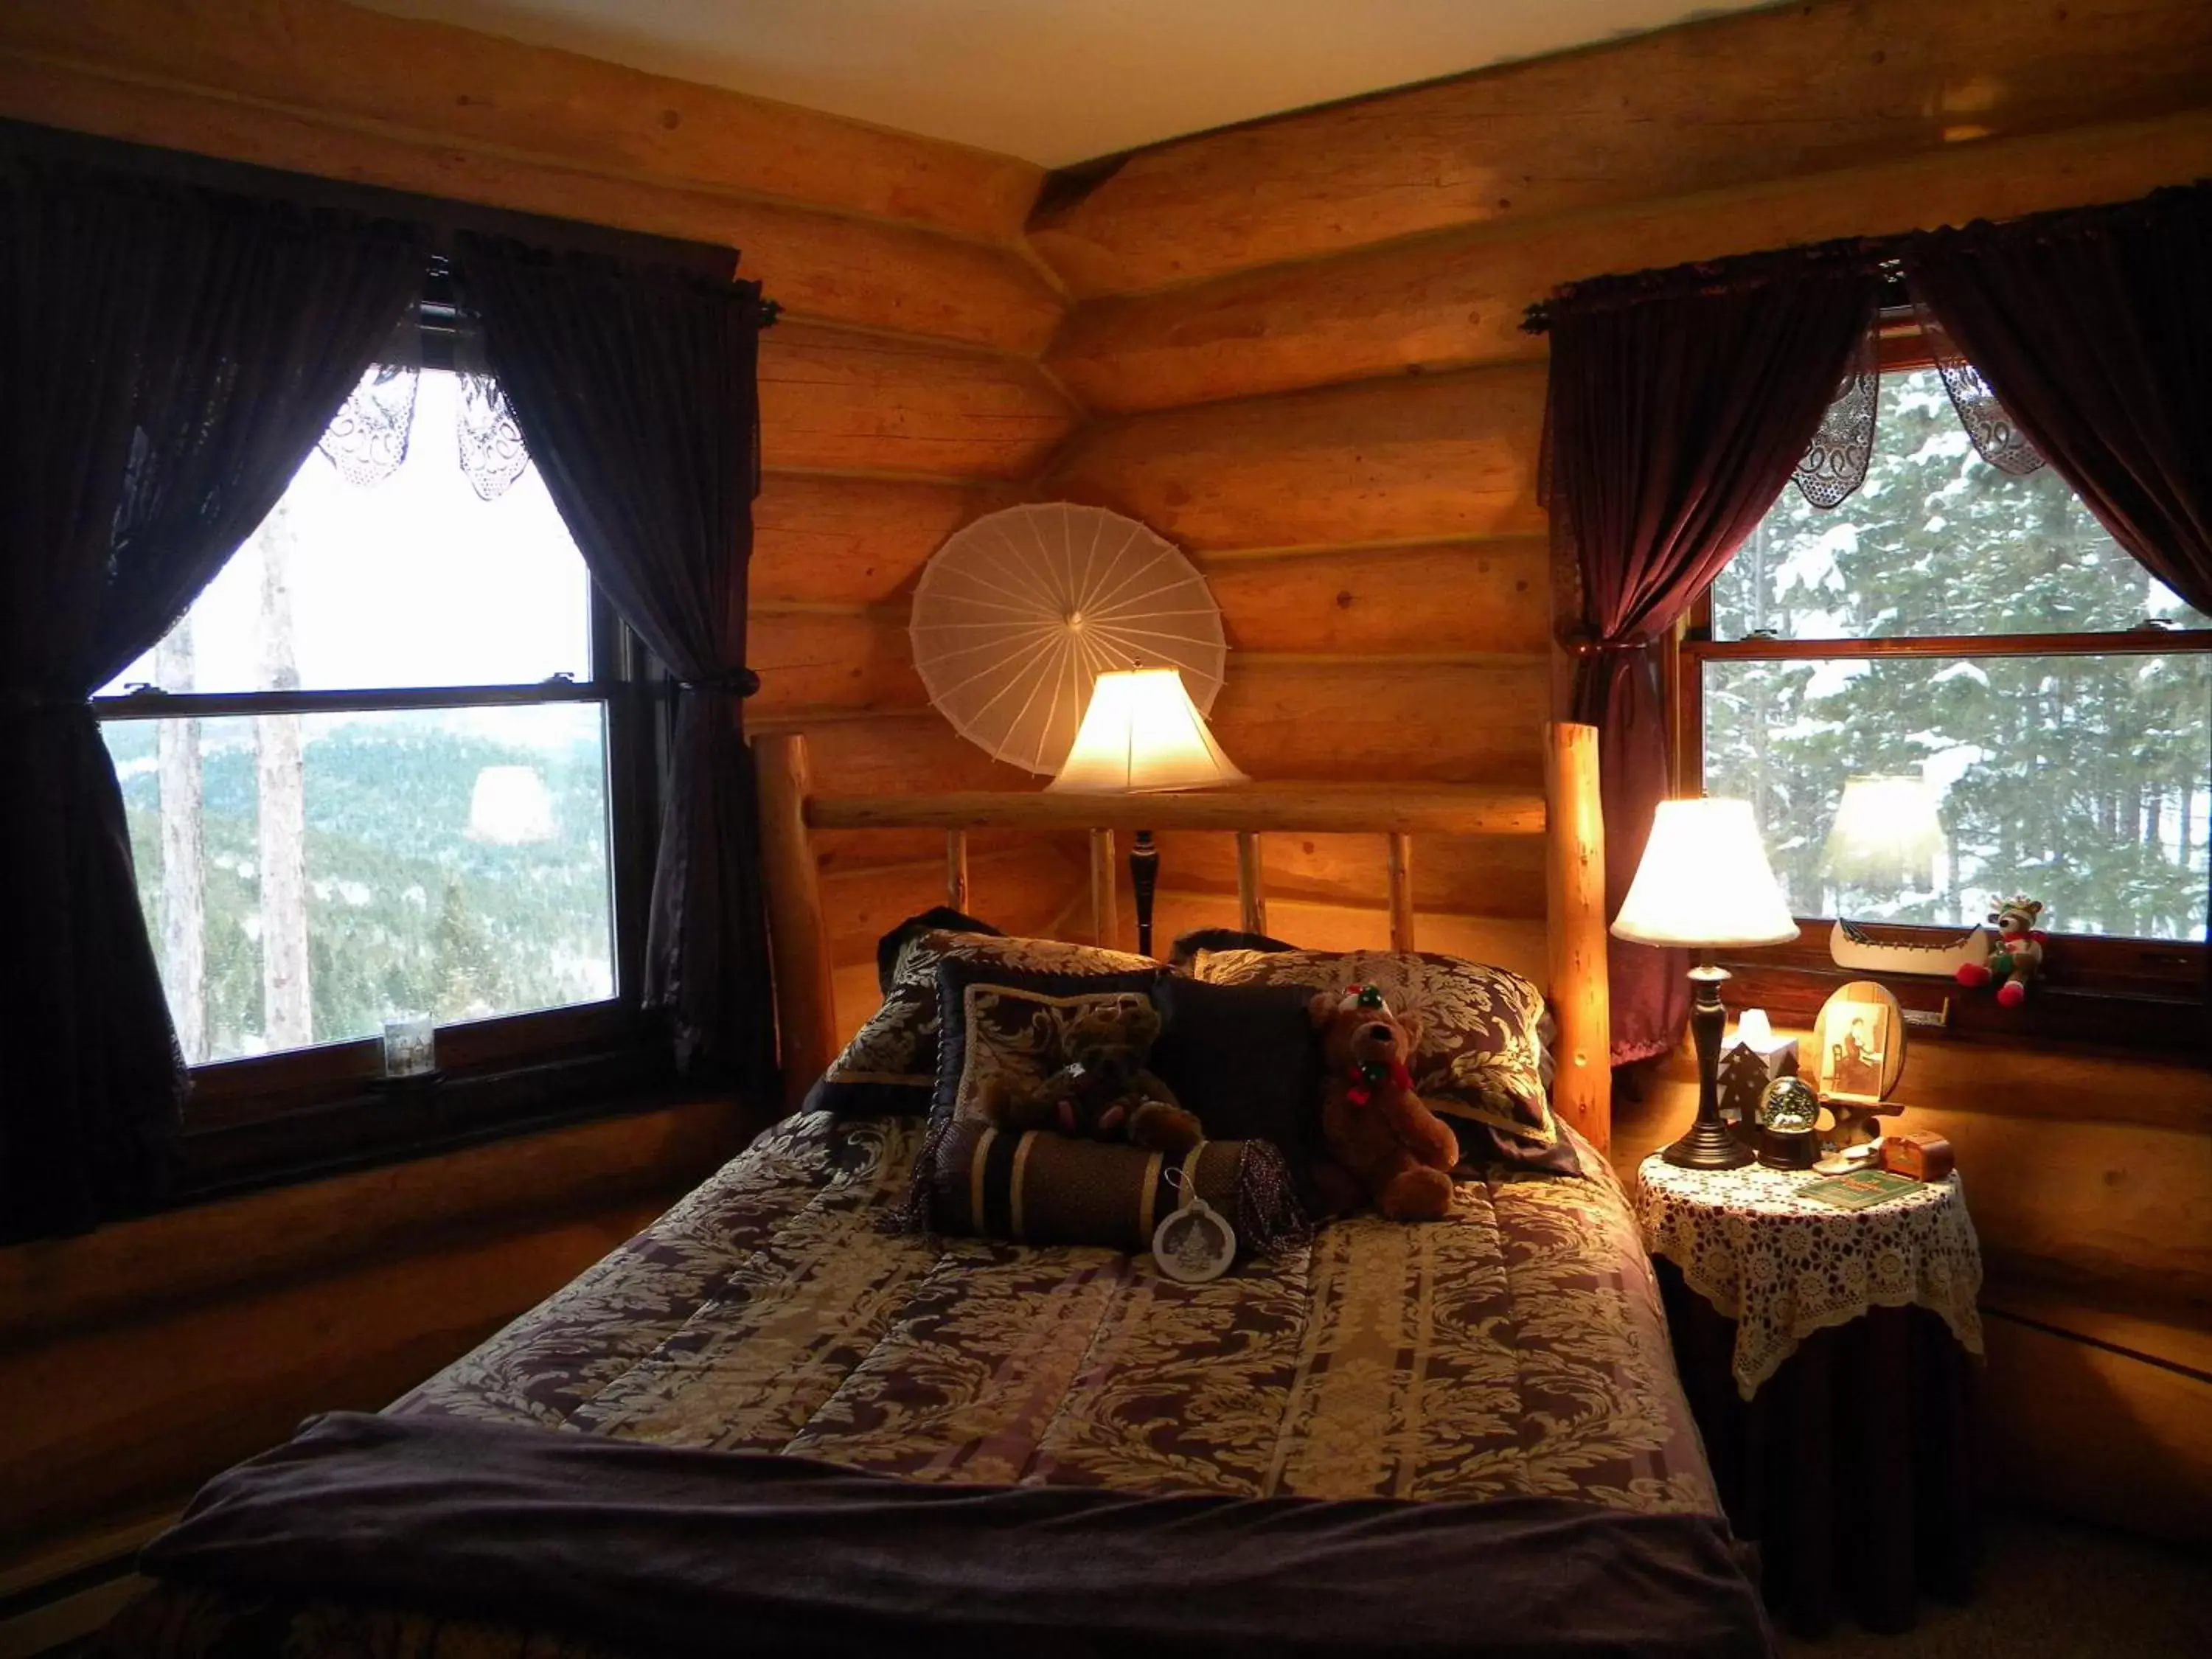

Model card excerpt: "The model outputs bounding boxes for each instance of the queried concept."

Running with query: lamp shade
[1048,667,1249,794]
[1821,774,1943,888]
[1611,798,1798,949]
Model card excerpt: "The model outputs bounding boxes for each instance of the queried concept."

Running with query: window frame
[1674,320,2212,1051]
[93,303,681,1194]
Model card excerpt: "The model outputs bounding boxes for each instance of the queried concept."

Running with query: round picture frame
[1811,979,1907,1106]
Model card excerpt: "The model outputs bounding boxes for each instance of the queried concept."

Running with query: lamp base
[1663,957,1755,1170]
[1662,1114,1756,1169]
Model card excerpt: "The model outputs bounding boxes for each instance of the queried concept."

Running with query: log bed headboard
[754,721,1610,1150]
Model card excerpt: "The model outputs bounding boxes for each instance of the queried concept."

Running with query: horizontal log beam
[806,782,1547,835]
[0,0,1042,246]
[1206,538,1548,656]
[748,608,928,717]
[0,54,1065,355]
[760,323,1077,481]
[1048,108,2212,411]
[751,476,1019,609]
[1048,361,1548,552]
[1028,0,2212,295]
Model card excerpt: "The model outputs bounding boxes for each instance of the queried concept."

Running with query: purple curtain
[0,159,425,1240]
[1540,259,1880,1063]
[1905,183,2212,613]
[457,237,777,1095]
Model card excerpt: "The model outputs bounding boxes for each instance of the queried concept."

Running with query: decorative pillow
[1166,926,1298,970]
[1147,976,1324,1194]
[1191,947,1580,1177]
[875,906,998,995]
[803,921,1155,1119]
[907,960,1304,1255]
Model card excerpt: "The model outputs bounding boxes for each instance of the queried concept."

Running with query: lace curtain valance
[316,319,532,500]
[1787,296,2045,510]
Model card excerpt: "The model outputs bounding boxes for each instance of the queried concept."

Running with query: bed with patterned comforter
[106,1109,1746,1658]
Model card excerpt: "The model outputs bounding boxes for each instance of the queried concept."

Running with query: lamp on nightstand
[1612,798,1799,1169]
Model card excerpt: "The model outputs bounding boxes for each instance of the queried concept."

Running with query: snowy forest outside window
[95,364,629,1071]
[1688,353,2212,949]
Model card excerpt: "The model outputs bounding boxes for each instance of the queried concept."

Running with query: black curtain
[1904,183,2212,614]
[456,235,776,1095]
[0,159,425,1241]
[1540,255,1881,1062]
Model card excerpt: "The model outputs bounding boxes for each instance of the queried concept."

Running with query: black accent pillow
[1148,977,1324,1192]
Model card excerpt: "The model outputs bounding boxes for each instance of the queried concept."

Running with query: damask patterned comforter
[108,1111,1723,1656]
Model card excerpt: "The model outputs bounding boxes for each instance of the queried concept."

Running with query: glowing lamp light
[1612,799,1800,952]
[1048,668,1248,795]
[1822,774,1944,890]
[466,765,556,845]
[1048,667,1246,958]
[1613,798,1797,1170]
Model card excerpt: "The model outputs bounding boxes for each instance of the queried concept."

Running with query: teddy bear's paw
[1379,1166,1455,1222]
[1127,1101,1204,1155]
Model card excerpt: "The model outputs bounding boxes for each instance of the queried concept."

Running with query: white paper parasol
[911,503,1227,776]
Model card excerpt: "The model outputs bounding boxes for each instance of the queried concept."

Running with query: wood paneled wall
[0,1102,739,1554]
[1019,0,2212,1545]
[3,0,2210,1551]
[1031,0,2212,952]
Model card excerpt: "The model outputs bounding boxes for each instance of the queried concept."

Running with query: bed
[103,723,1775,1658]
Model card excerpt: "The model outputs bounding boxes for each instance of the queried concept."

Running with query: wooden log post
[754,732,837,1110]
[1235,830,1267,935]
[1544,722,1610,1151]
[1385,832,1416,953]
[1090,828,1119,950]
[945,828,970,911]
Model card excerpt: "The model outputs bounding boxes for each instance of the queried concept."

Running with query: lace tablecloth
[1633,1155,1983,1399]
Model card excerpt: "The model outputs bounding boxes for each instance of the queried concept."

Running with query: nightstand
[1634,1155,1986,1638]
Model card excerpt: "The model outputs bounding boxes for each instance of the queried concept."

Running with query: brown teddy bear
[1308,985,1459,1222]
[978,1000,1204,1154]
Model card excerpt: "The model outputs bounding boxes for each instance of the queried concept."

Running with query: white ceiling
[361,0,1781,169]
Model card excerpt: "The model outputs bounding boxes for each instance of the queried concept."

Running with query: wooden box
[1879,1130,1955,1182]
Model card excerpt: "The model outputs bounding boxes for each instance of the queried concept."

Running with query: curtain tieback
[1562,633,1655,658]
[678,668,762,698]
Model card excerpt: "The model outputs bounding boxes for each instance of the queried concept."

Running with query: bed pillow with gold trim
[908,961,1304,1253]
[802,922,1156,1119]
[1192,947,1579,1177]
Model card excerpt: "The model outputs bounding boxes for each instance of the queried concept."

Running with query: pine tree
[255,501,314,1048]
[153,617,207,1062]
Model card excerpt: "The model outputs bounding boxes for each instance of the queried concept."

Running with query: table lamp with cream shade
[1613,797,1800,1169]
[1049,667,1248,955]
[1822,774,1955,971]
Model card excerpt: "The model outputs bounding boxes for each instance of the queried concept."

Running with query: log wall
[1022,0,2212,1545]
[3,0,2209,1555]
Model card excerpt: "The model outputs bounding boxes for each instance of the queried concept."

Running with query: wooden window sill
[1714,923,2204,1061]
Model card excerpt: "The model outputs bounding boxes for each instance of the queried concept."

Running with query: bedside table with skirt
[1634,1155,1986,1638]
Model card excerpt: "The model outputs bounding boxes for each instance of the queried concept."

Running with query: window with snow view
[96,366,624,1068]
[1692,362,2212,945]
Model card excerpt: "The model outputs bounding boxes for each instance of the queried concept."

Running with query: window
[1681,338,2211,1034]
[97,345,655,1115]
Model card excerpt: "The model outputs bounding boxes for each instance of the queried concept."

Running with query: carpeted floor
[1776,1503,2210,1658]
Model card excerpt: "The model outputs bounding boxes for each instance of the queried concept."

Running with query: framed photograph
[1812,980,1906,1105]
